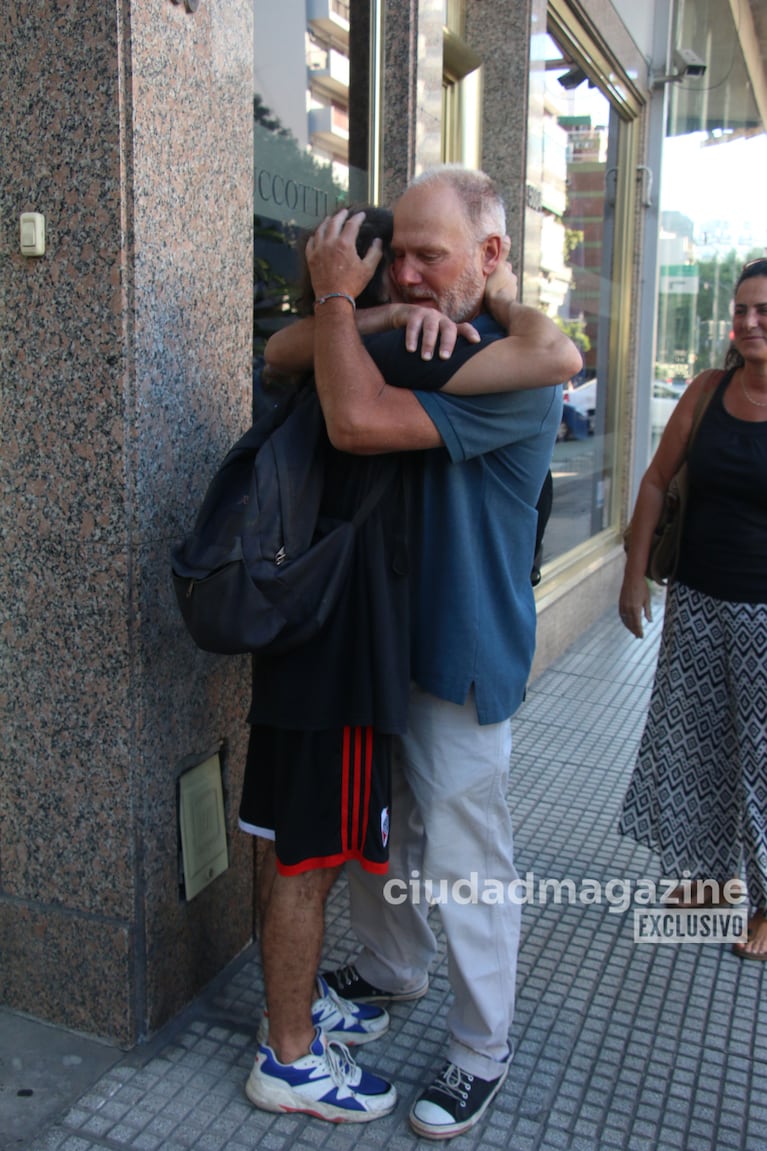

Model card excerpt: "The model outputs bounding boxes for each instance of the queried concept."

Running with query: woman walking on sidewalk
[619,257,767,960]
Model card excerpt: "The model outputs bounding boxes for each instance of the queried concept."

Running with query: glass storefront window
[651,0,767,451]
[526,29,627,563]
[252,1,377,364]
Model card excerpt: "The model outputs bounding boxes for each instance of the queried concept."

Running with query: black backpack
[171,367,396,655]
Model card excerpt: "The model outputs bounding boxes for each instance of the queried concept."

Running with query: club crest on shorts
[381,806,390,847]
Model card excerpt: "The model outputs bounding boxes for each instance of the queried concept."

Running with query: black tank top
[677,369,767,604]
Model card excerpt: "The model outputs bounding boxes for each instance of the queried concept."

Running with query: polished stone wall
[0,0,254,1045]
[466,0,535,270]
[381,0,444,196]
[380,0,534,260]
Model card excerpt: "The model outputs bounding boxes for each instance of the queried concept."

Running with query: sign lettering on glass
[254,167,335,224]
[253,120,346,229]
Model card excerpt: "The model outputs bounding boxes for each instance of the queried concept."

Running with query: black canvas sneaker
[322,963,429,1004]
[409,1060,509,1139]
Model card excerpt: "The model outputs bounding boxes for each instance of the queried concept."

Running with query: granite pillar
[465,0,536,271]
[0,0,255,1045]
[381,0,444,201]
[380,0,535,261]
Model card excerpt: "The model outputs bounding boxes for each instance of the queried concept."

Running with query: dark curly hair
[294,205,393,316]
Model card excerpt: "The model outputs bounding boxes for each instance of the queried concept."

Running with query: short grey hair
[409,165,506,241]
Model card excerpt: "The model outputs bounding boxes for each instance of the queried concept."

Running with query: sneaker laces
[323,1039,360,1087]
[321,982,361,1024]
[333,964,362,991]
[430,1064,474,1102]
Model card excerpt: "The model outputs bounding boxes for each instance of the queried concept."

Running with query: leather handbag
[623,373,719,585]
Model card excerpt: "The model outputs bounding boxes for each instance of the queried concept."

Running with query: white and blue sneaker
[245,1028,397,1122]
[257,974,389,1047]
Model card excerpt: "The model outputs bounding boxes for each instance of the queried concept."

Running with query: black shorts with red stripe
[238,724,392,875]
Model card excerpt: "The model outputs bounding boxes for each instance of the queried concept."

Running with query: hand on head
[306,209,382,304]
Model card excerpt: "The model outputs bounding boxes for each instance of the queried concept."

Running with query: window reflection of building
[647,0,767,451]
[307,0,352,181]
[561,114,609,382]
[530,30,620,564]
[253,0,370,357]
[538,96,572,317]
[656,214,698,382]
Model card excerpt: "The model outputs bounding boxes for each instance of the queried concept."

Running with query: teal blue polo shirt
[368,314,561,724]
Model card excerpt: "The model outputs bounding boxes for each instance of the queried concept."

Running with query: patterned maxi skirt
[619,581,767,912]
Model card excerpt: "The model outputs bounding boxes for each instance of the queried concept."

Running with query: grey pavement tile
[15,606,767,1151]
[537,1132,572,1151]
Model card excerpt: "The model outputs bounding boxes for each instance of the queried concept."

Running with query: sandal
[732,912,767,962]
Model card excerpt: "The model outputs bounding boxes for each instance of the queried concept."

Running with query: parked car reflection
[559,377,596,440]
[651,378,687,437]
[558,376,688,443]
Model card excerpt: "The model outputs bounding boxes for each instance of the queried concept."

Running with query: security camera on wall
[672,48,707,79]
[652,46,707,87]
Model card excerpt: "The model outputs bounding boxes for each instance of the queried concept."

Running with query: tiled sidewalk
[12,602,767,1150]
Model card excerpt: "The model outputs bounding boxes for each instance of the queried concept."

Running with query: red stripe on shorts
[341,725,375,856]
[341,726,352,854]
[361,726,373,853]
